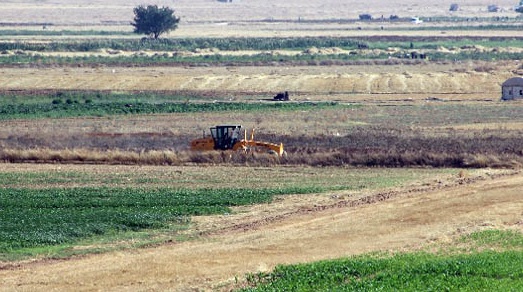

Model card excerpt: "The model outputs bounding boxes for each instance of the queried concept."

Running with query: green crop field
[0,91,343,120]
[241,230,523,291]
[0,165,452,260]
[1,187,278,250]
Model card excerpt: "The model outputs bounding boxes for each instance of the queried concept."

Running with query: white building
[501,77,523,100]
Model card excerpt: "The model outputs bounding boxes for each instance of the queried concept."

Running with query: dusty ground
[0,169,522,291]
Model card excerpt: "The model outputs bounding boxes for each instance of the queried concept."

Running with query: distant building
[359,14,372,20]
[217,0,240,2]
[487,4,500,12]
[501,77,523,100]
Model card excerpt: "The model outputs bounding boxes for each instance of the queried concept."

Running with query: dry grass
[2,142,521,168]
[1,98,523,168]
[0,148,186,165]
[0,62,517,97]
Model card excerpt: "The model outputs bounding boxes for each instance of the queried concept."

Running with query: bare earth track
[1,170,522,291]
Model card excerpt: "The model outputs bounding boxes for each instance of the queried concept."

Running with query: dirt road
[1,171,522,291]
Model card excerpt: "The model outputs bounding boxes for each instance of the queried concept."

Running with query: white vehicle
[410,17,423,24]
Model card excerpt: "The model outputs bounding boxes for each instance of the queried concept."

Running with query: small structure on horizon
[410,17,423,24]
[488,4,500,12]
[359,14,372,20]
[501,77,523,100]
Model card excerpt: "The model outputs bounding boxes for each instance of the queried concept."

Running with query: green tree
[131,5,180,39]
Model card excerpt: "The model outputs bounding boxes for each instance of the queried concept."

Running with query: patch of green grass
[241,230,523,291]
[0,180,370,258]
[369,38,523,50]
[0,91,344,119]
[1,36,522,53]
[0,225,192,262]
[0,186,327,253]
[0,37,363,52]
[0,166,454,191]
[459,229,523,250]
[0,172,91,186]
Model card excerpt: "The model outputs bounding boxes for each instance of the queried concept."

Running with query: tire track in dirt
[203,170,519,236]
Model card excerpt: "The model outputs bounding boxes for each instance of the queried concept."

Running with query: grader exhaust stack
[190,125,284,156]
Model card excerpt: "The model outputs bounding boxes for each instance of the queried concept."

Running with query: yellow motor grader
[190,125,284,156]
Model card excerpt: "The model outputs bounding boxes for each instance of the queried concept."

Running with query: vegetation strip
[0,165,440,260]
[0,92,342,119]
[0,186,325,253]
[240,230,523,291]
[0,36,522,66]
[241,248,523,291]
[1,51,522,66]
[1,37,522,52]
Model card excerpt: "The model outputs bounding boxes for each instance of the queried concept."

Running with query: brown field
[1,0,523,291]
[0,62,518,98]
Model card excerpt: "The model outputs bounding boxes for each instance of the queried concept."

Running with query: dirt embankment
[1,170,522,291]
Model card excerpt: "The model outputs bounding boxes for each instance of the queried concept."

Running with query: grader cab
[190,125,284,156]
